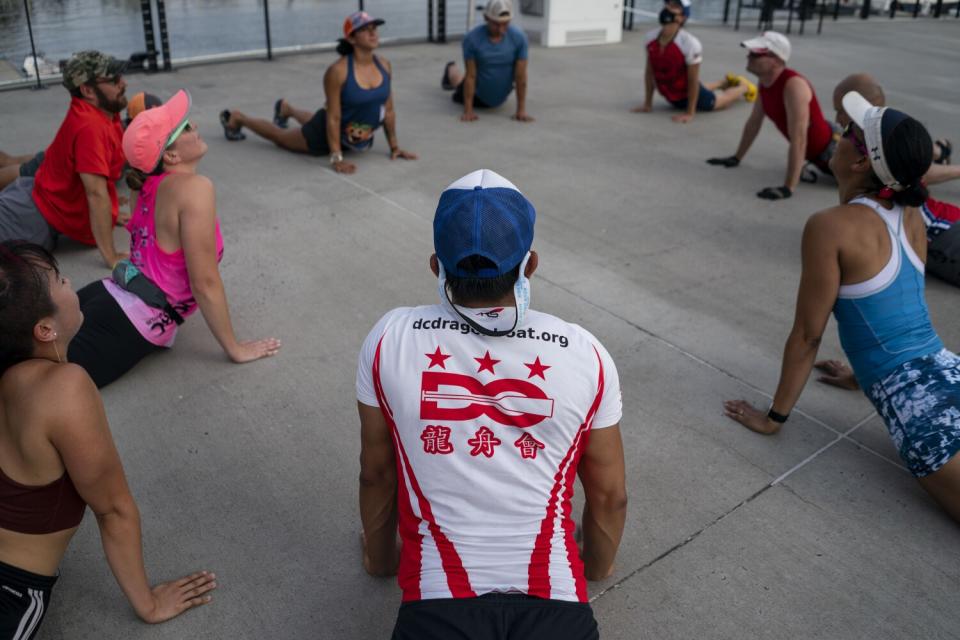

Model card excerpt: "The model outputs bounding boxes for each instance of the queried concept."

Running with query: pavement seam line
[589,483,773,603]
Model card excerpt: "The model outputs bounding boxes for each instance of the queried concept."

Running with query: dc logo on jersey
[476,307,505,319]
[420,371,555,427]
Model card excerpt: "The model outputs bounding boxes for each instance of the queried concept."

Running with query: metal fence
[1,0,956,90]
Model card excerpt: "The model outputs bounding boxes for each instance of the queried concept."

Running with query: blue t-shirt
[462,24,529,108]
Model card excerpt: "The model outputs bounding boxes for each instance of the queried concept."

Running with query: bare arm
[179,175,281,363]
[783,77,812,191]
[379,59,417,161]
[323,61,350,166]
[734,99,766,161]
[49,365,215,623]
[726,212,841,433]
[79,172,123,268]
[358,402,399,577]
[513,59,533,121]
[672,63,701,123]
[577,425,627,581]
[462,59,479,121]
[923,164,960,186]
[643,56,655,109]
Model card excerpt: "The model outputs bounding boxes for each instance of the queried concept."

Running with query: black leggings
[0,559,57,640]
[392,594,599,640]
[68,281,163,388]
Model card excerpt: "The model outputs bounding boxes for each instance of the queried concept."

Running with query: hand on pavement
[814,359,860,390]
[460,112,479,122]
[138,571,217,624]
[229,338,282,364]
[757,186,793,200]
[706,155,740,168]
[723,399,781,435]
[512,112,535,122]
[390,148,418,160]
[333,160,357,174]
[672,113,694,124]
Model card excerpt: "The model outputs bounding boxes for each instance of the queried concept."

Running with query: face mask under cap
[437,252,531,338]
[659,8,677,24]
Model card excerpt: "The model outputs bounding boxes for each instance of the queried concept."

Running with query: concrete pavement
[1,16,958,640]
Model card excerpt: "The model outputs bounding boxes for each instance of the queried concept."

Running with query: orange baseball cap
[343,11,384,38]
[125,91,163,124]
[122,89,191,172]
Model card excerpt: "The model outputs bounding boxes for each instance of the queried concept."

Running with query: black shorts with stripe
[391,593,599,640]
[0,560,56,640]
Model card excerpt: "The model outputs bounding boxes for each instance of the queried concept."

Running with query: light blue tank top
[833,197,943,389]
[339,54,391,151]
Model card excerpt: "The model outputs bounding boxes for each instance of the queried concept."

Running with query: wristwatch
[329,151,344,165]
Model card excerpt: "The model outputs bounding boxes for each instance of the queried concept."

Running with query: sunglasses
[747,50,772,59]
[95,75,123,86]
[842,122,869,157]
[165,121,195,149]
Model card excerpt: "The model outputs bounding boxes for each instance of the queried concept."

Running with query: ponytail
[881,118,933,208]
[125,161,164,191]
[891,182,929,208]
[336,38,354,56]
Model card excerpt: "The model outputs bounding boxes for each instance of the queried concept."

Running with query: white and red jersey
[357,304,621,603]
[645,28,703,103]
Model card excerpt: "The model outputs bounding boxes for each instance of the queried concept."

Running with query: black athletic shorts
[0,559,57,640]
[18,152,44,178]
[300,108,332,156]
[452,82,495,109]
[68,280,164,388]
[391,593,599,640]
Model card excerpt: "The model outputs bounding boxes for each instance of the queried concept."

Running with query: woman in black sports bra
[0,241,216,639]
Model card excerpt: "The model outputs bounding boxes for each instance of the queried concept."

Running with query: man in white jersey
[357,169,627,640]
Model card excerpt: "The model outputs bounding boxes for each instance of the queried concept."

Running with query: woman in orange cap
[219,11,416,173]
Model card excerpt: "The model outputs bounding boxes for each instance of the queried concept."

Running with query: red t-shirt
[32,98,124,245]
[645,29,703,104]
[758,68,833,162]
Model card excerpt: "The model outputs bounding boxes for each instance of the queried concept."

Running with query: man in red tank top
[706,32,836,201]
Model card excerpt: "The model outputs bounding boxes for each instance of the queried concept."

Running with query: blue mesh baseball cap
[433,169,536,278]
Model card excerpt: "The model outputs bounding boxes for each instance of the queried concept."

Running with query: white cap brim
[841,91,874,130]
[740,36,769,51]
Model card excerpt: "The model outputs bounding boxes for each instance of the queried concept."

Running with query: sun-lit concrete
[2,16,958,640]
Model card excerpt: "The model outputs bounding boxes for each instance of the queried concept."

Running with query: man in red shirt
[706,32,836,201]
[0,51,128,267]
[632,0,755,124]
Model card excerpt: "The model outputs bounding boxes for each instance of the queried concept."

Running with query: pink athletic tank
[104,172,224,346]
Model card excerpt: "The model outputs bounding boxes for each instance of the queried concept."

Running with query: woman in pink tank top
[69,90,281,388]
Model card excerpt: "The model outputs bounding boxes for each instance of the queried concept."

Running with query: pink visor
[123,89,192,172]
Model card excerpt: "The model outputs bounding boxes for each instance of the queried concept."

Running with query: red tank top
[759,68,833,161]
[0,465,86,535]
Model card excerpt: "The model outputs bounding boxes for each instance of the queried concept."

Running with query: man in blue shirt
[441,0,533,122]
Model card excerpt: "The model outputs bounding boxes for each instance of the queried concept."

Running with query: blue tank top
[339,54,391,151]
[833,197,943,389]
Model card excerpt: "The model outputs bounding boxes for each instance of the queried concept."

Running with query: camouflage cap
[62,51,128,91]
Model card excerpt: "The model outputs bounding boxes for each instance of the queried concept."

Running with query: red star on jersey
[524,356,551,380]
[474,351,501,374]
[425,346,451,369]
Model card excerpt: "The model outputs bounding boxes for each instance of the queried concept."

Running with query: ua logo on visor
[420,371,555,427]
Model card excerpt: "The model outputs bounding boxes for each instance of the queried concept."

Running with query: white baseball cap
[484,0,513,22]
[841,91,915,191]
[741,31,791,62]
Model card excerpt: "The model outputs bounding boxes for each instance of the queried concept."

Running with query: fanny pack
[111,259,185,325]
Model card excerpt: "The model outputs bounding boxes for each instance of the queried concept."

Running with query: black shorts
[0,559,57,640]
[18,152,44,178]
[300,108,331,156]
[452,82,494,109]
[68,280,164,388]
[391,594,599,640]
